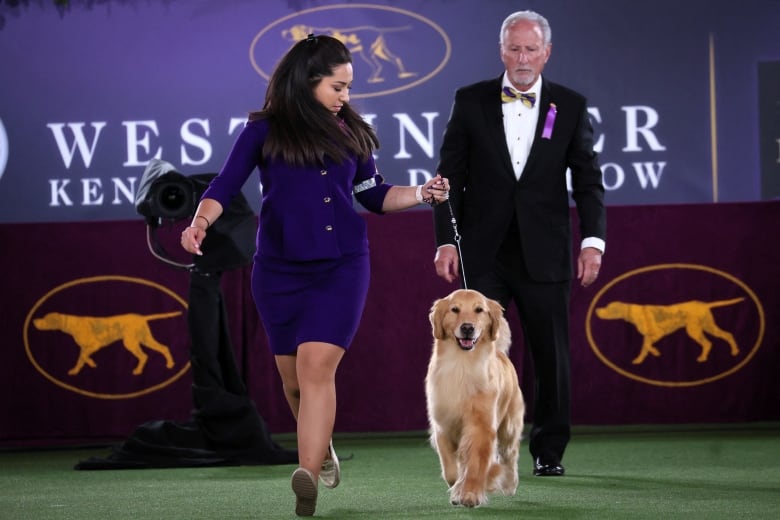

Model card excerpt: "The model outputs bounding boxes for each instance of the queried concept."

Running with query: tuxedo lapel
[480,77,515,181]
[519,79,553,182]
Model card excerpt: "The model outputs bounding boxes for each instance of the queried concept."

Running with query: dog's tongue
[458,338,476,349]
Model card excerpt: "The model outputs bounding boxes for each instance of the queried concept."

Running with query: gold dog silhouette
[282,24,418,83]
[595,298,743,364]
[33,311,180,376]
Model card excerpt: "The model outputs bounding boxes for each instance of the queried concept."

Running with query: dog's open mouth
[457,336,478,351]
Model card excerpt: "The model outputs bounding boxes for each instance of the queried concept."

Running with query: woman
[180,34,448,517]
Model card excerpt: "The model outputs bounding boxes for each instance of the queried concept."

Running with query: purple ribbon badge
[541,103,557,139]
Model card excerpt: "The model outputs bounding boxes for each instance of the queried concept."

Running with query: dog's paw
[450,489,487,508]
[495,471,518,496]
[486,461,519,496]
[447,480,463,501]
[460,491,487,508]
[498,482,517,496]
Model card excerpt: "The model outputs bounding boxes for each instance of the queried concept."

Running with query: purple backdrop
[0,0,779,224]
[2,201,778,447]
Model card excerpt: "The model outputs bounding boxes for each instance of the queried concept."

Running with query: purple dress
[201,119,392,355]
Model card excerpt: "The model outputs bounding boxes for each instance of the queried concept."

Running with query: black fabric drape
[75,271,297,470]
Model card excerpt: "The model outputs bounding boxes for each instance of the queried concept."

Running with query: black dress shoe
[534,457,565,476]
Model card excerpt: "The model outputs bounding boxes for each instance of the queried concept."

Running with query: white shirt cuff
[582,237,605,255]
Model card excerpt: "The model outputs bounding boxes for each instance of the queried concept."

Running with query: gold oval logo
[586,263,765,387]
[23,275,190,399]
[249,3,451,98]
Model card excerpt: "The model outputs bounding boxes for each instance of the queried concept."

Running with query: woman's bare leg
[275,341,344,478]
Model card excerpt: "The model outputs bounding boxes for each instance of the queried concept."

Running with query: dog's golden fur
[425,289,525,507]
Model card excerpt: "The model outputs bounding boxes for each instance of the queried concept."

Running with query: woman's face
[313,63,353,114]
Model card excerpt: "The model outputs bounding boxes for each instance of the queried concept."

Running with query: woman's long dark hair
[249,34,379,167]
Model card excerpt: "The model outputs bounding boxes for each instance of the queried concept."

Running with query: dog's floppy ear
[429,298,447,340]
[486,298,511,354]
[486,298,505,342]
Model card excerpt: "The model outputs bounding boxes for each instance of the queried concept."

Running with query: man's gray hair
[499,10,552,46]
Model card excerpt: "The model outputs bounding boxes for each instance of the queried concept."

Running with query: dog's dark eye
[475,306,484,313]
[450,306,460,313]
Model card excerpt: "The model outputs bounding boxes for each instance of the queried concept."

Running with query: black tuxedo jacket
[433,75,606,282]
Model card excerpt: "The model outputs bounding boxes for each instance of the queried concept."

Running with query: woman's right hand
[180,225,205,256]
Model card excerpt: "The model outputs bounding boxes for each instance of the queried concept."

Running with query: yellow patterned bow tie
[501,86,536,108]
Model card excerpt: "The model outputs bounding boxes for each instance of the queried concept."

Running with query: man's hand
[434,245,460,283]
[577,247,602,287]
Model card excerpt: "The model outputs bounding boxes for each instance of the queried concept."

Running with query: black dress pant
[467,219,571,463]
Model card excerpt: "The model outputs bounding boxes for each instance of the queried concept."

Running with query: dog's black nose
[460,323,475,337]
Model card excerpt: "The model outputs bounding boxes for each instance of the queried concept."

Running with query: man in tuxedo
[432,10,606,477]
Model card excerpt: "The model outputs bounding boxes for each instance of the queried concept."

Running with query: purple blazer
[202,119,392,262]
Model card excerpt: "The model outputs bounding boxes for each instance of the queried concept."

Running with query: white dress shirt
[502,73,541,180]
[500,73,605,254]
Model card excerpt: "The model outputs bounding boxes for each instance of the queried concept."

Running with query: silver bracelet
[415,185,424,203]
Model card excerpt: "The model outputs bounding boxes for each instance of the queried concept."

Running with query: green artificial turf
[1,425,778,519]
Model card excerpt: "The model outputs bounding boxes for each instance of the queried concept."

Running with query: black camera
[135,159,200,224]
[134,159,256,273]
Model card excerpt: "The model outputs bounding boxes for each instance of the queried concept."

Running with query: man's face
[500,19,551,91]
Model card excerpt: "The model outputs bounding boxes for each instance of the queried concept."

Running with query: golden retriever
[425,289,525,507]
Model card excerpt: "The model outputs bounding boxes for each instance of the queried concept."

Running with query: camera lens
[159,184,186,211]
[154,181,193,219]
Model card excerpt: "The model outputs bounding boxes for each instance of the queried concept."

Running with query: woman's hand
[181,225,205,256]
[180,201,223,256]
[421,174,450,206]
